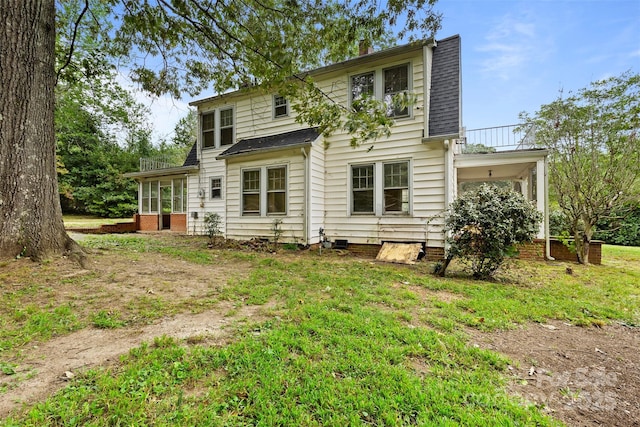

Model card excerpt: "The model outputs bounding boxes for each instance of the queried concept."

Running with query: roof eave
[190,39,434,107]
[216,141,313,160]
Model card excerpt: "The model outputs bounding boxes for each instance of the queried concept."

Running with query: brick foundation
[337,239,602,264]
[170,214,187,232]
[517,239,602,264]
[137,214,160,231]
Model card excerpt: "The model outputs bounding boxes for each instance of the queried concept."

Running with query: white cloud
[115,71,193,144]
[476,11,541,80]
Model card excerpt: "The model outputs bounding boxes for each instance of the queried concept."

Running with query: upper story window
[201,107,234,149]
[349,64,411,118]
[350,72,375,109]
[273,95,288,118]
[383,64,410,118]
[220,108,234,146]
[202,113,215,148]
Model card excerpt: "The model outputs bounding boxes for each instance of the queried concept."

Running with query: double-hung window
[201,107,234,149]
[351,164,375,213]
[211,177,222,199]
[273,95,288,118]
[383,162,409,213]
[242,170,261,215]
[350,161,410,215]
[384,64,409,118]
[220,108,234,146]
[349,64,411,117]
[242,166,287,216]
[350,72,375,111]
[202,113,215,148]
[267,166,287,214]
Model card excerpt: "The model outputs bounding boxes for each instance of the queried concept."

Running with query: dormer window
[349,64,411,117]
[274,95,288,118]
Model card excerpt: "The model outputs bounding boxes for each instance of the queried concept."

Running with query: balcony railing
[462,124,536,152]
[139,156,181,172]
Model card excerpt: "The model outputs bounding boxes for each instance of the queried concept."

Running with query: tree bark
[0,0,84,263]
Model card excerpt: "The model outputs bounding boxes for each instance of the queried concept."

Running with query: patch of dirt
[0,301,273,417]
[468,321,640,426]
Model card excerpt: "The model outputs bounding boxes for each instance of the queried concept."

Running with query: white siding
[224,149,306,243]
[192,44,448,247]
[308,143,326,245]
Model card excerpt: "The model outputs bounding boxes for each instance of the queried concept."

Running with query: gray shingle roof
[182,142,199,166]
[217,128,320,159]
[429,35,461,137]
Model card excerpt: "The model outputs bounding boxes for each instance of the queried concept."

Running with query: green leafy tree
[520,72,640,264]
[437,185,542,280]
[1,0,442,261]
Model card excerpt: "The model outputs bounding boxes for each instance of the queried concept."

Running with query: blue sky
[139,0,640,142]
[435,0,640,129]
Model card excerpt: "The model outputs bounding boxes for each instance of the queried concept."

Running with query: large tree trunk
[0,0,84,263]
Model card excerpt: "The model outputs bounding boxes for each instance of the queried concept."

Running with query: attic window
[274,95,288,118]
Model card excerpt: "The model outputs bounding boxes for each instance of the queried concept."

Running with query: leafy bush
[441,184,542,279]
[594,203,640,246]
[203,212,223,241]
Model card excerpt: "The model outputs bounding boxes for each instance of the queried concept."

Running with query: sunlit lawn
[1,235,638,426]
[63,214,132,229]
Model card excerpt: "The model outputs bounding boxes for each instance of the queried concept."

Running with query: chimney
[358,40,374,56]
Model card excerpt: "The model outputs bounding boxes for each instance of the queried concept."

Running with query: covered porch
[452,124,552,259]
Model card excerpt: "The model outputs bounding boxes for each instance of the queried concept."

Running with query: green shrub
[441,184,542,279]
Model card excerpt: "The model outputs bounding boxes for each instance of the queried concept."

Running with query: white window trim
[348,62,413,119]
[273,95,289,119]
[241,168,261,216]
[241,165,288,217]
[348,160,412,216]
[200,105,235,149]
[210,176,223,200]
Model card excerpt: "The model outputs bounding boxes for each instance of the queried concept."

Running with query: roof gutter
[123,165,200,179]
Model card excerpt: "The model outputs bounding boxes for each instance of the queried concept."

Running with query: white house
[126,35,551,260]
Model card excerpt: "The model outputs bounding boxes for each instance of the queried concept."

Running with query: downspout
[301,147,309,245]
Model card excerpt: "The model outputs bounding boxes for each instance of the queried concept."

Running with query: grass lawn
[63,214,132,229]
[1,236,638,426]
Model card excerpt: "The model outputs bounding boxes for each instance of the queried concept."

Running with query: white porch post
[536,159,545,239]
